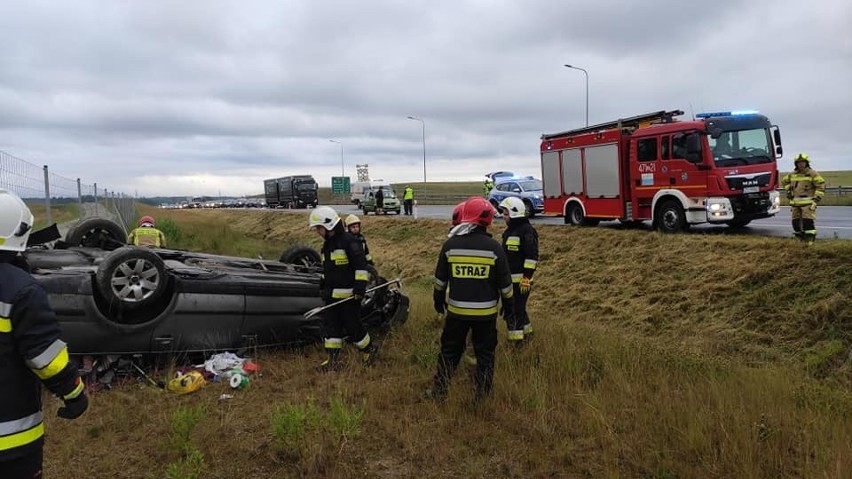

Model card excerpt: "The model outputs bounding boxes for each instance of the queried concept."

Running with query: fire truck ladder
[541,110,684,140]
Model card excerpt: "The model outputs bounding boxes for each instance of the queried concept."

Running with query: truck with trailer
[264,175,318,209]
[539,110,783,232]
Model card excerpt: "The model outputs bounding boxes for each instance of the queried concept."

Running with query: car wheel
[523,200,535,218]
[279,245,321,268]
[96,246,168,312]
[66,218,127,250]
[656,200,688,233]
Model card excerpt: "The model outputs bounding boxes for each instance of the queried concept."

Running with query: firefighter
[0,189,88,478]
[781,153,826,245]
[308,206,377,370]
[427,196,514,401]
[127,215,167,247]
[345,214,374,265]
[499,197,539,343]
[403,186,415,215]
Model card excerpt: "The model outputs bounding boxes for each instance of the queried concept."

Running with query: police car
[486,176,544,217]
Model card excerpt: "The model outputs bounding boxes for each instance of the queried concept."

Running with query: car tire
[523,200,536,218]
[66,218,127,250]
[279,245,321,268]
[725,219,752,229]
[96,246,168,312]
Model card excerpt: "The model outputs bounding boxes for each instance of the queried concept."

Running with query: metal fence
[0,150,136,233]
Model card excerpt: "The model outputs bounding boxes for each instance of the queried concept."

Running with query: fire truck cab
[540,110,783,232]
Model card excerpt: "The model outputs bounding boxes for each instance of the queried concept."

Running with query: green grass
[28,202,80,229]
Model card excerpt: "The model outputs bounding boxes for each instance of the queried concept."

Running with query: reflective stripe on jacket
[128,227,166,247]
[501,218,539,281]
[781,167,826,206]
[321,231,369,302]
[0,262,82,459]
[434,230,513,320]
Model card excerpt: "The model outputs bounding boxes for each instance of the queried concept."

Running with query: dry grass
[43,206,852,478]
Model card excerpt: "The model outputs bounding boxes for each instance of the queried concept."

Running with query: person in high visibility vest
[483,178,494,197]
[781,153,826,245]
[0,189,88,478]
[127,216,167,247]
[403,186,415,215]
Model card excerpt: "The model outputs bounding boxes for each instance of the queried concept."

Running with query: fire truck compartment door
[561,149,582,196]
[585,144,620,198]
[542,151,561,198]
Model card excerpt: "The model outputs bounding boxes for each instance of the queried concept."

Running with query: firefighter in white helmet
[0,189,88,478]
[344,214,374,265]
[499,197,539,343]
[308,206,377,370]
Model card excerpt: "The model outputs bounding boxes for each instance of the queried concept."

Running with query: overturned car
[24,218,409,355]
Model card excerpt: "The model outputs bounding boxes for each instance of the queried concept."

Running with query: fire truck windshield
[707,128,773,167]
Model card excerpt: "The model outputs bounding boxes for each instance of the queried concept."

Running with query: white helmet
[0,189,35,252]
[308,206,341,230]
[344,214,361,227]
[499,197,526,219]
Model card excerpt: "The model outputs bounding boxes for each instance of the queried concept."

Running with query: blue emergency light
[695,110,759,119]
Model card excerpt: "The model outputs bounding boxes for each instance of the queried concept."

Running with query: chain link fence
[0,150,136,233]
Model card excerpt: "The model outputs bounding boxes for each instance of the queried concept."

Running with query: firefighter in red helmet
[427,197,513,401]
[127,215,167,247]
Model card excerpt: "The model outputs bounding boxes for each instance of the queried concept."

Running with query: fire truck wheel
[656,200,688,233]
[566,202,585,226]
[725,219,752,229]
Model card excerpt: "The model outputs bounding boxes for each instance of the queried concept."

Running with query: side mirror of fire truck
[772,126,783,158]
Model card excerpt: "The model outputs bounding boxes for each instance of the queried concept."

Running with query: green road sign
[331,176,351,194]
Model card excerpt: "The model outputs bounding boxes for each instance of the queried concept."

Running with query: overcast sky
[0,0,849,197]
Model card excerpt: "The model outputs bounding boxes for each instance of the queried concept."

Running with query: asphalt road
[303,204,852,240]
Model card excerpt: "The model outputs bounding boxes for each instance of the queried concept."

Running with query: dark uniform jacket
[351,233,373,265]
[502,218,539,283]
[1,262,83,460]
[320,231,369,302]
[433,229,513,320]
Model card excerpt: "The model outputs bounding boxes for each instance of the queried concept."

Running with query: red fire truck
[540,110,784,232]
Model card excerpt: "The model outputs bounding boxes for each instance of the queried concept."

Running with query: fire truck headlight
[709,203,723,212]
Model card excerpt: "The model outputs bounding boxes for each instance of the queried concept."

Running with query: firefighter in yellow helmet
[780,154,826,245]
[345,214,374,265]
[127,215,167,247]
[0,189,88,478]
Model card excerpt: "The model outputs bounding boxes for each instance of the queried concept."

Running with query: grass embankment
[27,202,80,229]
[45,206,852,478]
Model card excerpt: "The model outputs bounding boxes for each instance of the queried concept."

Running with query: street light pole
[406,116,426,197]
[564,64,589,127]
[328,139,344,176]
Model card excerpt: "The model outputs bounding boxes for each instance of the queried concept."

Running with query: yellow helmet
[794,153,810,167]
[345,214,361,227]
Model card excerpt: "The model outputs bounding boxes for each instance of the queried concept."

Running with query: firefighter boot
[792,219,804,241]
[317,349,342,372]
[523,322,534,339]
[361,343,378,367]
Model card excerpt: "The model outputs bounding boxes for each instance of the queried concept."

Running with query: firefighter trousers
[322,298,369,349]
[791,206,817,241]
[2,446,43,479]
[506,283,530,333]
[433,314,497,398]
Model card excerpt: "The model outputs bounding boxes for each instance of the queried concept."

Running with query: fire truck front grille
[725,173,771,191]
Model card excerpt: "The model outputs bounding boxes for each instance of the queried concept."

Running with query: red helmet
[451,202,465,226]
[139,216,156,227]
[459,197,494,228]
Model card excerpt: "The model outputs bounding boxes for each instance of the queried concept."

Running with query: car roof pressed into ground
[24,218,409,355]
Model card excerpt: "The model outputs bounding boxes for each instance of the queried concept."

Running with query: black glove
[58,393,88,420]
[433,289,446,314]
